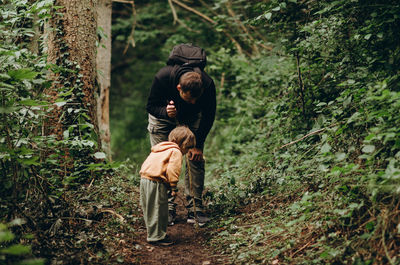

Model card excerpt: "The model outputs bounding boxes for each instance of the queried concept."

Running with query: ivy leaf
[0,230,15,242]
[364,34,372,40]
[335,152,346,161]
[20,156,40,166]
[9,218,26,226]
[0,107,18,114]
[19,99,47,106]
[93,152,106,159]
[264,12,272,20]
[320,143,331,153]
[366,221,375,231]
[63,130,69,139]
[0,73,11,80]
[0,82,15,91]
[54,101,67,107]
[362,145,375,153]
[8,68,38,80]
[0,244,31,255]
[347,112,361,124]
[343,96,352,108]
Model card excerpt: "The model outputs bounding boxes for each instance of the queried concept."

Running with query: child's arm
[166,149,182,190]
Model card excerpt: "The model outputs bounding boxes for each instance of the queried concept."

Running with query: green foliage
[109,1,400,262]
[0,0,52,201]
[0,0,105,200]
[0,220,45,264]
[200,0,400,264]
[4,0,397,263]
[1,0,115,262]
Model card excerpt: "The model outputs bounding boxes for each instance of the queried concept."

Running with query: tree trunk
[45,0,100,179]
[46,0,99,139]
[96,0,112,161]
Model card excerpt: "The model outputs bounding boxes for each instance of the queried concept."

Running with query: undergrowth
[204,1,400,264]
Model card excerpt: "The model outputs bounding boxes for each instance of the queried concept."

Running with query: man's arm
[195,79,217,149]
[146,76,169,119]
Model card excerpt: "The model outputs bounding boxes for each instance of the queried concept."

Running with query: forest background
[1,0,399,264]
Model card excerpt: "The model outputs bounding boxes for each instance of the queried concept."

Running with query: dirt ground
[132,193,227,265]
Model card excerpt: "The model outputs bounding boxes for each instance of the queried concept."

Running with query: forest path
[132,189,227,265]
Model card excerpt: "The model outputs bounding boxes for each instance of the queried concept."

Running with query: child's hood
[151,141,181,153]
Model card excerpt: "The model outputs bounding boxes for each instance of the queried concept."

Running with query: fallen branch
[99,209,125,222]
[112,0,133,4]
[59,217,99,223]
[278,128,326,150]
[290,240,314,258]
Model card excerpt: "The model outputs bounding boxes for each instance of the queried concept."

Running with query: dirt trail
[133,192,226,265]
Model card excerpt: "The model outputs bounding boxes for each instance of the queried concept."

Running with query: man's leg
[184,158,205,214]
[147,114,177,224]
[184,115,210,224]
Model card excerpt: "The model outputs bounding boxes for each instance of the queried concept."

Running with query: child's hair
[168,126,196,150]
[179,72,203,98]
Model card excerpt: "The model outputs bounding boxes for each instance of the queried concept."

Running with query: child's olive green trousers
[140,178,168,242]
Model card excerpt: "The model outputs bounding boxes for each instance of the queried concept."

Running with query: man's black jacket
[146,65,216,149]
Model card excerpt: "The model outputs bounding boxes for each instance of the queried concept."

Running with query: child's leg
[140,178,168,242]
[147,114,178,219]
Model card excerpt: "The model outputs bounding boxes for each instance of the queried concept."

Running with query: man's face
[177,85,197,104]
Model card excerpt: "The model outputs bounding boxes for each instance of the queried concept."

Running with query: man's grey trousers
[147,114,205,214]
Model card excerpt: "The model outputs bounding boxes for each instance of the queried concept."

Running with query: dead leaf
[272,259,279,264]
[146,246,154,252]
[135,244,142,250]
[202,261,211,265]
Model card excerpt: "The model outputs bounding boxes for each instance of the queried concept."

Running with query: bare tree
[97,0,112,161]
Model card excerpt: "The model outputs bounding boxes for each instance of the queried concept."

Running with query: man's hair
[168,126,196,150]
[179,72,203,98]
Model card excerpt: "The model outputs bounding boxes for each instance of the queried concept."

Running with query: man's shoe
[186,212,195,224]
[148,235,174,246]
[168,211,176,226]
[187,212,210,227]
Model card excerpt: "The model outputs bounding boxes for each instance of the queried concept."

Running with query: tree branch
[277,128,326,150]
[168,0,179,24]
[226,0,259,54]
[198,0,244,55]
[167,0,197,31]
[172,0,216,24]
[123,1,137,54]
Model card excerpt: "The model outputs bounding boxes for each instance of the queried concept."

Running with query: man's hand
[171,190,177,196]
[166,100,177,118]
[188,148,203,161]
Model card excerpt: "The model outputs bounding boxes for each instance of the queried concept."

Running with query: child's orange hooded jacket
[139,142,182,189]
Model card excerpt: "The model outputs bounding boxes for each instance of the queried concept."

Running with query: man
[146,59,216,226]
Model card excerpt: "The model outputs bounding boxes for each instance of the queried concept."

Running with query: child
[140,126,196,246]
